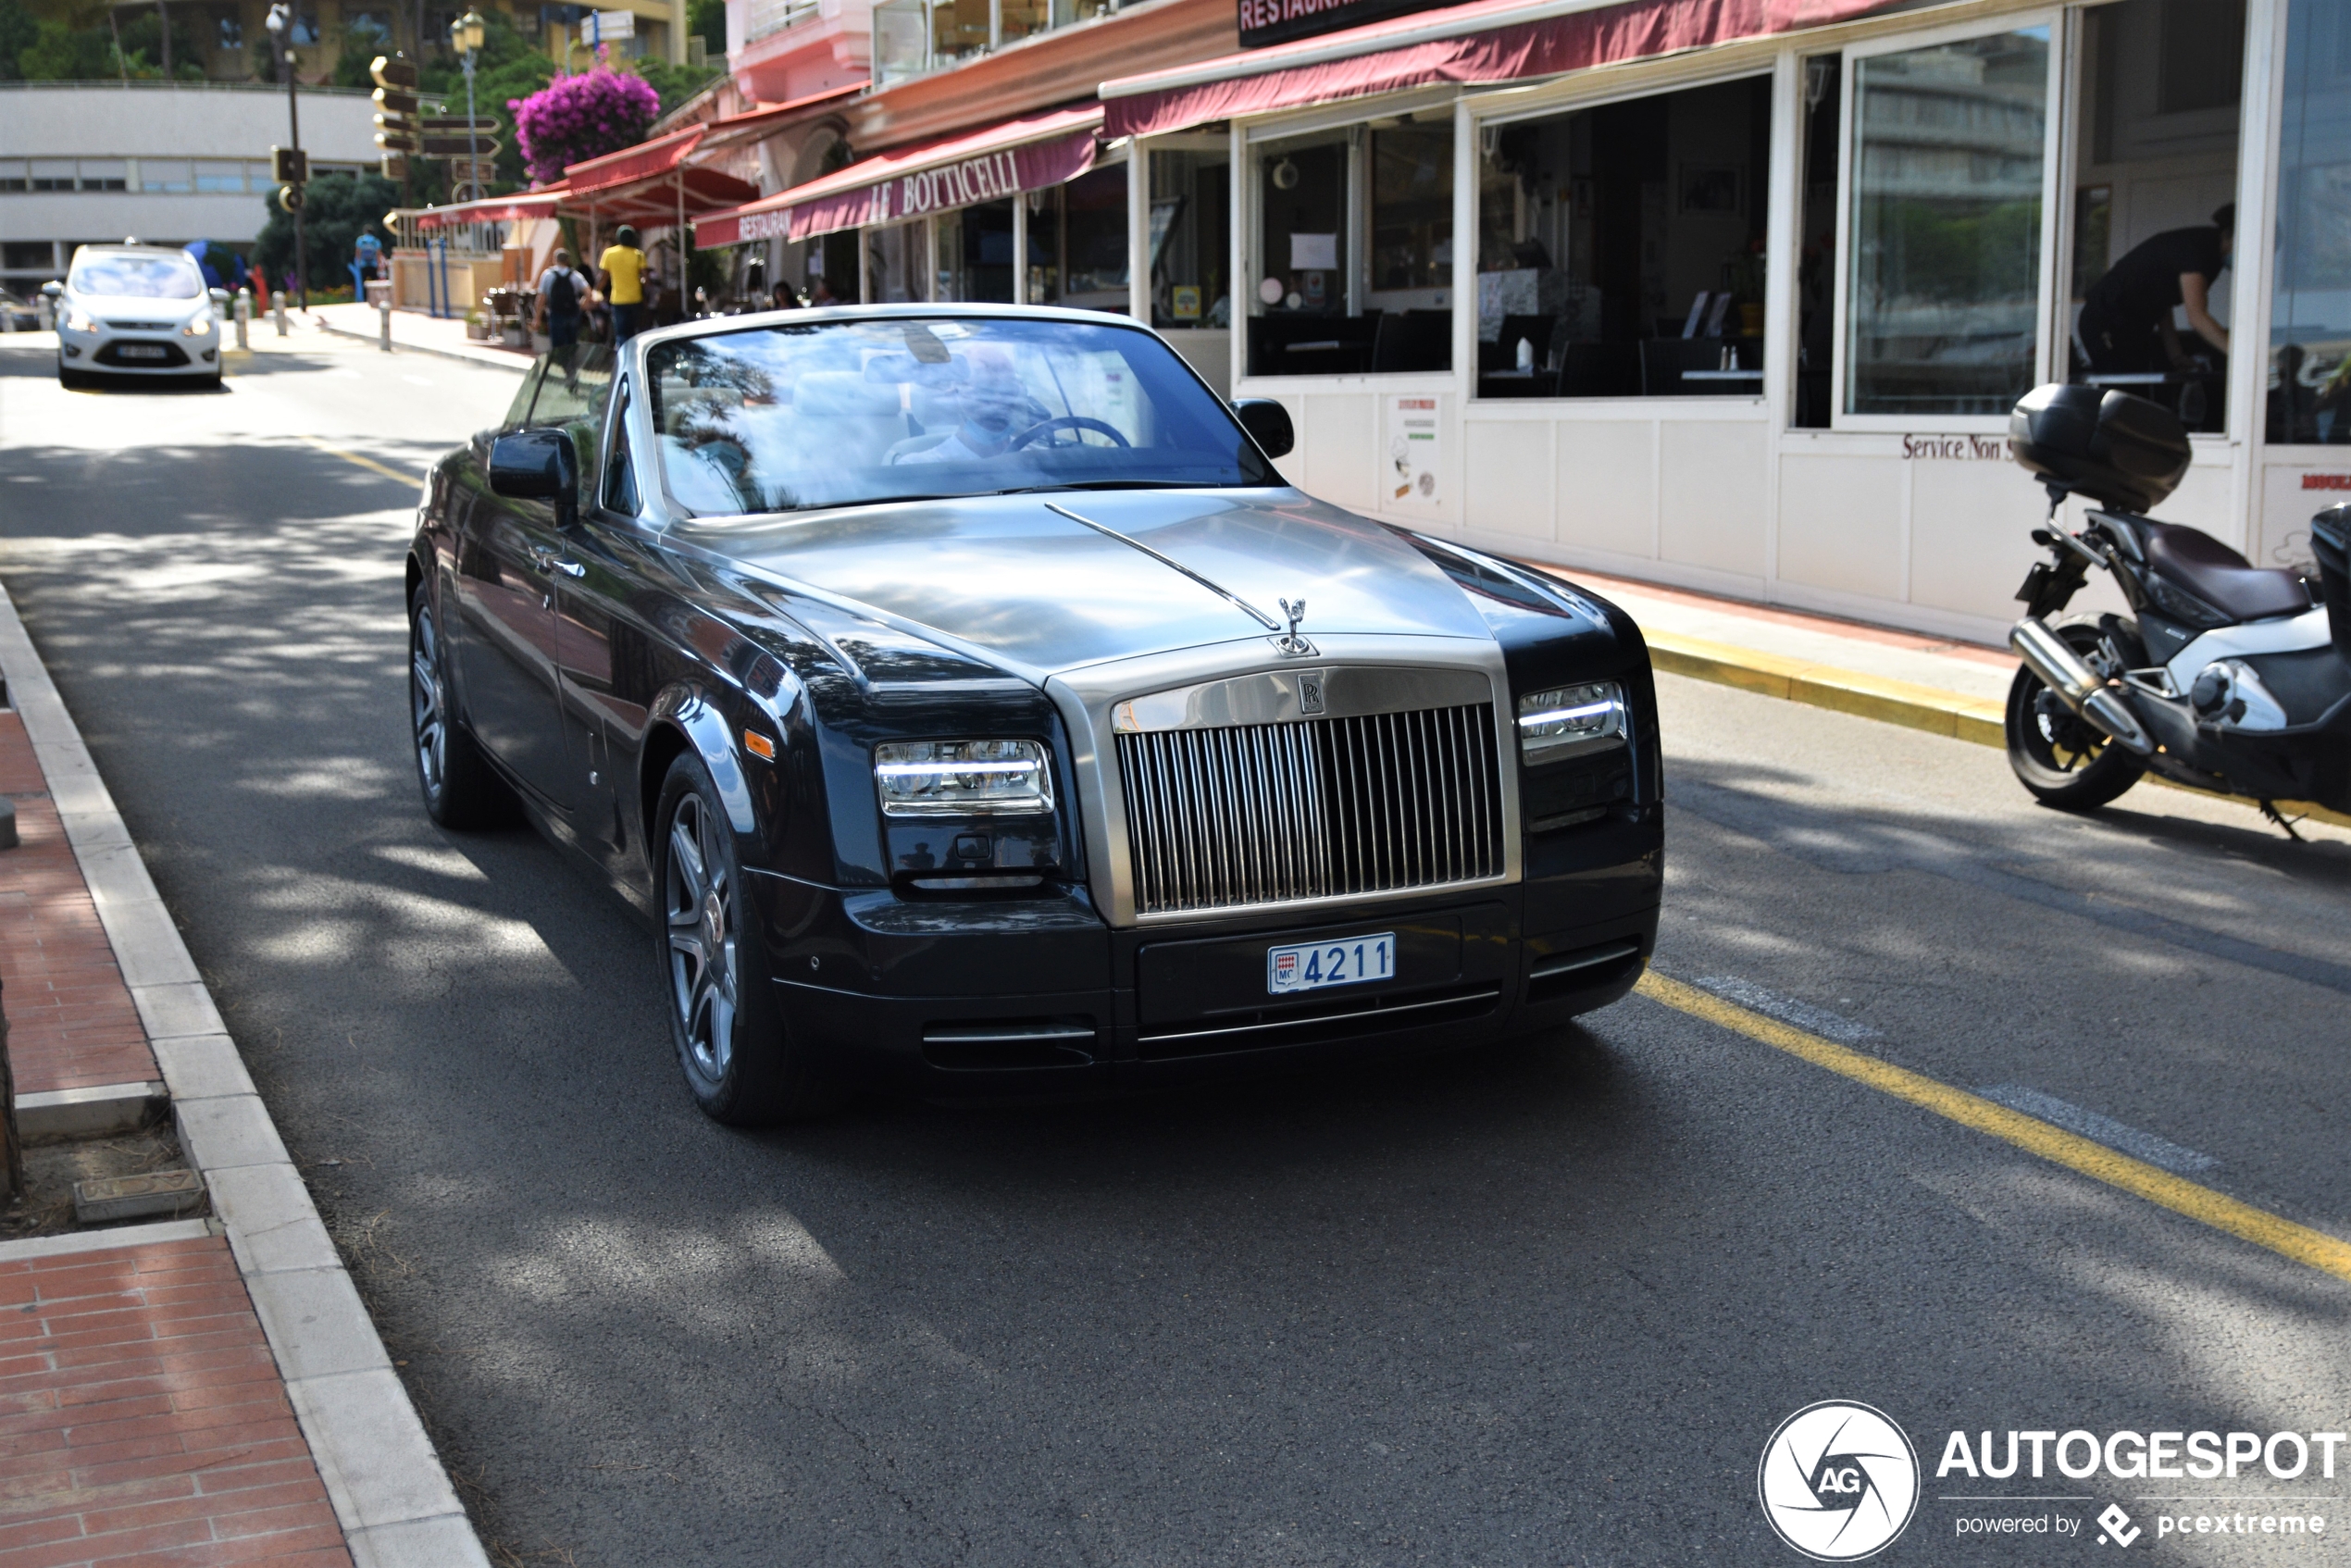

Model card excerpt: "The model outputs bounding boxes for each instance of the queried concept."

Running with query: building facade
[0,81,381,292]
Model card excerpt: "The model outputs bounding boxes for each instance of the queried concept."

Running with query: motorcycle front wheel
[2005,618,2147,811]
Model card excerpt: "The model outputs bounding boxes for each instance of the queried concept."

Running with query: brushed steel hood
[686,488,1494,680]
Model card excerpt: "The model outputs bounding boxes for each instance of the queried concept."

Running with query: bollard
[273,293,288,338]
[233,288,251,352]
[379,294,392,353]
[35,294,54,332]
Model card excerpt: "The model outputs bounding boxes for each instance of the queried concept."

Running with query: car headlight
[181,315,215,337]
[62,308,98,333]
[1517,681,1625,765]
[873,739,1054,816]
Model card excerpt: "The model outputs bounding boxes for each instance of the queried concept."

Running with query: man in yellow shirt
[599,224,647,342]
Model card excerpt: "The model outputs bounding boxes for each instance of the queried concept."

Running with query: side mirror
[40,280,63,299]
[1232,397,1294,460]
[210,287,232,308]
[488,428,578,506]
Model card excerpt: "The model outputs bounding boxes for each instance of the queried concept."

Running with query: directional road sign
[421,134,503,158]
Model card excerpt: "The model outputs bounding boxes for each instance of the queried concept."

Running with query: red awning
[565,125,707,195]
[410,186,568,230]
[1101,0,1885,139]
[697,81,870,151]
[565,165,763,230]
[694,104,1102,248]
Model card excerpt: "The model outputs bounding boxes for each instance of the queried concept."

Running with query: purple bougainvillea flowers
[510,70,662,185]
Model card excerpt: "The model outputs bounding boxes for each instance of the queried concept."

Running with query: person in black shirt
[2077,204,2233,375]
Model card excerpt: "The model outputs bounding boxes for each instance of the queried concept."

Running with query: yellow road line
[1636,970,2351,1285]
[297,433,421,487]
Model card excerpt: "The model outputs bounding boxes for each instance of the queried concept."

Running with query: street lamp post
[451,9,486,202]
[264,3,306,308]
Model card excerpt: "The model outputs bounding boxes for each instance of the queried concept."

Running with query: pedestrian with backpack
[536,248,592,349]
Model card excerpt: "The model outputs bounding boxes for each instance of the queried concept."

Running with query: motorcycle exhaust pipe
[2009,618,2154,755]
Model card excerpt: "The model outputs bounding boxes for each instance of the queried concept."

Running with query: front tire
[654,753,822,1126]
[408,582,514,828]
[2005,617,2146,811]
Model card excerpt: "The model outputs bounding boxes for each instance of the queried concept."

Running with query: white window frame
[1829,9,2067,433]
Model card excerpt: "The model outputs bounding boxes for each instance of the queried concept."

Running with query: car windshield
[645,316,1275,516]
[69,254,204,299]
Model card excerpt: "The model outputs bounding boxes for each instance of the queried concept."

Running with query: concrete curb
[15,1080,166,1138]
[1644,626,2351,831]
[0,580,491,1568]
[311,315,531,373]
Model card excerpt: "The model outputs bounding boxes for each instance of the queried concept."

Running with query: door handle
[529,546,586,579]
[548,558,586,579]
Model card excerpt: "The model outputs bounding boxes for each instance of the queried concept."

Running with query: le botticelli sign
[712,128,1098,247]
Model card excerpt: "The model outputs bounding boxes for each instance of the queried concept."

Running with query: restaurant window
[141,160,192,193]
[78,161,129,193]
[867,220,927,303]
[1843,27,2052,418]
[2066,0,2245,434]
[1251,120,1452,377]
[1026,164,1127,311]
[1149,147,1230,330]
[194,161,245,193]
[2267,0,2351,445]
[1474,75,1769,399]
[937,199,1016,303]
[30,160,75,193]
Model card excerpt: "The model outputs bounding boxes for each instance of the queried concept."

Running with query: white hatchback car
[53,245,223,389]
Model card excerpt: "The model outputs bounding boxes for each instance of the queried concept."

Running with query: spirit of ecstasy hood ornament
[1275,597,1315,657]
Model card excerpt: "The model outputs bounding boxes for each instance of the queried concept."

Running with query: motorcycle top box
[2007,382,2193,515]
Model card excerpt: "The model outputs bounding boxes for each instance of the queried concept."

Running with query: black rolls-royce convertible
[406,305,1662,1123]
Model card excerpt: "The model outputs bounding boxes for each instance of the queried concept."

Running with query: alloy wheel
[411,605,447,801]
[665,792,738,1079]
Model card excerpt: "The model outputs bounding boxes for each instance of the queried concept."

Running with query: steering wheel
[1008,415,1131,451]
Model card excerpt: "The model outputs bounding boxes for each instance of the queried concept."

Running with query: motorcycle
[2003,382,2351,834]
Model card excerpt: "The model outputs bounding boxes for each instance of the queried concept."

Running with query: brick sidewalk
[0,1232,351,1567]
[0,713,155,1096]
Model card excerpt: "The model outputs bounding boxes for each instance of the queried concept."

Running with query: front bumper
[57,321,218,374]
[750,803,1663,1096]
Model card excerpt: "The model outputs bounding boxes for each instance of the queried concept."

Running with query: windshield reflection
[647,317,1271,516]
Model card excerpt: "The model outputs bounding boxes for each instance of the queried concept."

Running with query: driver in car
[889,345,1032,466]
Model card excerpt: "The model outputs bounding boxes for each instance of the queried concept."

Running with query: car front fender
[646,685,759,839]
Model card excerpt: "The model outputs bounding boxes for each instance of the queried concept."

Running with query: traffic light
[370,54,420,177]
[269,145,309,185]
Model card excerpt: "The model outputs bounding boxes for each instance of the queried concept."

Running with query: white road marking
[1974,1084,2219,1175]
[1690,975,1882,1043]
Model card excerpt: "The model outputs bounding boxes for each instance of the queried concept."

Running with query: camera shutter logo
[1758,1401,1920,1561]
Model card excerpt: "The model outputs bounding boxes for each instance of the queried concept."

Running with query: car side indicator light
[743,730,777,761]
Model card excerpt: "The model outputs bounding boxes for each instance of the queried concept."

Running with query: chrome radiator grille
[1117,703,1502,916]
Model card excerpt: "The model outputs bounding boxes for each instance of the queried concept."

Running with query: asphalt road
[4,336,2349,1567]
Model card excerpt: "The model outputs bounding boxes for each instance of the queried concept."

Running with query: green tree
[686,0,722,58]
[254,169,401,291]
[18,17,114,77]
[330,18,395,87]
[0,0,41,79]
[417,7,552,193]
[630,53,716,119]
